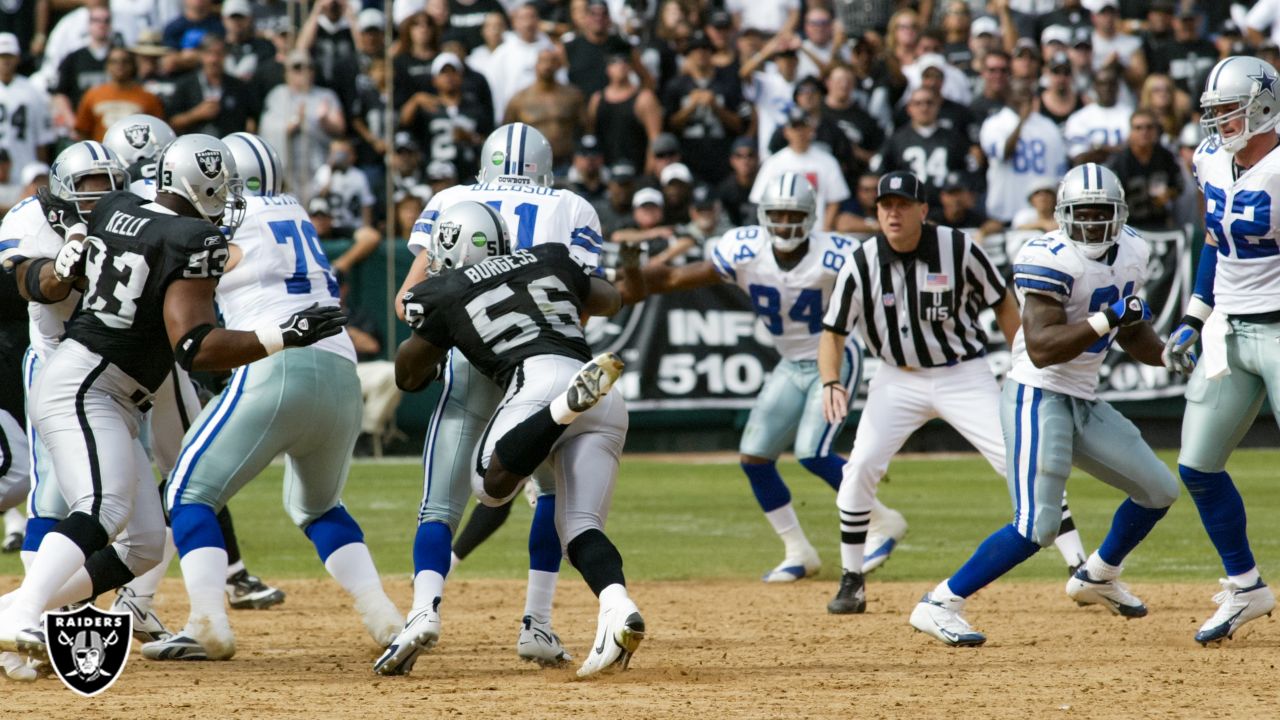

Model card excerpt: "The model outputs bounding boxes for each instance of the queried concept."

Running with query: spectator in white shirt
[1063,64,1131,165]
[750,105,850,230]
[484,3,556,125]
[980,82,1067,224]
[1247,0,1280,49]
[727,0,799,36]
[259,49,346,197]
[796,6,846,80]
[1088,0,1146,89]
[740,33,804,159]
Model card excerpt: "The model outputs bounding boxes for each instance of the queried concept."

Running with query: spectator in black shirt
[970,50,1010,127]
[928,171,1001,236]
[53,3,114,133]
[399,51,490,182]
[563,0,635,99]
[1140,0,1177,74]
[1160,10,1218,96]
[567,134,606,203]
[894,57,977,145]
[716,137,758,227]
[597,160,637,239]
[392,12,439,108]
[0,0,46,73]
[298,0,359,115]
[354,7,386,72]
[132,30,180,109]
[879,86,974,201]
[167,34,258,136]
[446,0,506,53]
[222,0,276,83]
[940,2,975,74]
[768,76,854,179]
[824,64,883,180]
[662,33,748,185]
[1106,109,1183,231]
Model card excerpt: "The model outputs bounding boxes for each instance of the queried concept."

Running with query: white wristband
[66,222,87,239]
[1187,296,1213,322]
[1087,312,1114,337]
[255,324,284,355]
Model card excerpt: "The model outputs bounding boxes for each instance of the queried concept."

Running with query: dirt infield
[4,577,1276,719]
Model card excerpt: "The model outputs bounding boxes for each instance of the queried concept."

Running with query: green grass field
[3,449,1277,583]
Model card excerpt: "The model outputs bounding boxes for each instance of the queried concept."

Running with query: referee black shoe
[827,571,867,614]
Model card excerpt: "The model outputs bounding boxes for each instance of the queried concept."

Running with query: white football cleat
[0,617,46,662]
[762,545,821,583]
[0,651,38,681]
[142,633,210,661]
[863,504,908,574]
[112,587,173,643]
[373,607,441,676]
[577,600,645,678]
[145,615,236,660]
[517,615,571,667]
[565,353,625,414]
[1196,579,1276,645]
[909,592,986,647]
[1066,568,1148,618]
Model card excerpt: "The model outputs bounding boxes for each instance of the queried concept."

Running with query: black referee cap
[876,171,925,203]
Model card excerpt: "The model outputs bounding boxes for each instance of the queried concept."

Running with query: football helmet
[155,134,245,231]
[1054,163,1128,259]
[430,200,511,272]
[49,140,130,218]
[756,172,817,252]
[222,132,283,196]
[1200,56,1280,155]
[102,114,176,167]
[478,123,555,186]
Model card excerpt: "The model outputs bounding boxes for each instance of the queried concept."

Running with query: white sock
[10,533,87,624]
[1084,551,1121,582]
[598,583,629,610]
[449,552,461,574]
[181,546,229,619]
[549,395,579,424]
[19,550,35,573]
[933,579,961,604]
[1054,528,1087,568]
[3,508,25,535]
[124,528,176,598]
[46,567,93,609]
[523,569,558,623]
[411,569,445,616]
[840,541,865,574]
[323,542,384,599]
[763,504,810,557]
[1229,567,1262,589]
[225,559,245,578]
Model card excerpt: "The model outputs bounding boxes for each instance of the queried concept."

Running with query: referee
[816,170,1086,614]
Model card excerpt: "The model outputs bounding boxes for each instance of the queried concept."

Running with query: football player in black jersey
[0,134,346,661]
[379,201,645,679]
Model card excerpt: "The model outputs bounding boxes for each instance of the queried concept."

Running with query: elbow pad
[174,324,215,372]
[23,257,56,303]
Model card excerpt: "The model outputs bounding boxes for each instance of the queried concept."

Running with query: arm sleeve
[403,280,455,349]
[821,258,859,334]
[1010,240,1074,303]
[407,194,443,255]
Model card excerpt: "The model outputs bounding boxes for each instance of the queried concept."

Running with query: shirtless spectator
[504,48,586,171]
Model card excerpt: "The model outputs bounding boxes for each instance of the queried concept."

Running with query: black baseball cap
[576,134,602,156]
[876,171,925,203]
[691,183,717,209]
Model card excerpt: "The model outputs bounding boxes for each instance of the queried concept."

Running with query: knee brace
[54,511,109,557]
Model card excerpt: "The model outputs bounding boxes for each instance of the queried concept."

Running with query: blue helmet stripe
[788,172,797,196]
[239,135,269,195]
[1210,57,1236,92]
[504,125,514,174]
[1081,164,1090,189]
[85,141,99,161]
[518,123,528,175]
[1095,163,1102,189]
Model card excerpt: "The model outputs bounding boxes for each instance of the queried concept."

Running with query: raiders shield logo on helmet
[45,605,132,697]
[437,221,462,251]
[195,149,223,179]
[124,124,151,149]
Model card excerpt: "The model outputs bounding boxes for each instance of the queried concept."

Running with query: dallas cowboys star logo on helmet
[195,149,223,179]
[123,124,151,149]
[1252,69,1278,98]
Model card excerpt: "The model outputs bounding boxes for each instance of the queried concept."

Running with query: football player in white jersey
[382,123,607,673]
[100,116,288,638]
[1163,55,1280,644]
[621,172,907,582]
[0,33,55,179]
[141,133,403,661]
[911,163,1179,647]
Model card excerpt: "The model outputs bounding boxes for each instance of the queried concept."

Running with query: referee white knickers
[30,339,166,572]
[470,355,628,550]
[836,357,1006,524]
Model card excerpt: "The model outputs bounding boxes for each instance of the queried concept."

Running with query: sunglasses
[1050,66,1071,75]
[655,151,678,158]
[290,63,311,70]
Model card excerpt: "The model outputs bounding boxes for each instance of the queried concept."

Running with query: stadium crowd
[0,0,1267,272]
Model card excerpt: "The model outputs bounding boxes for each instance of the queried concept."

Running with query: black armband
[174,323,216,372]
[23,257,58,303]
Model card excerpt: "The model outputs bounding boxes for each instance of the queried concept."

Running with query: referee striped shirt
[822,224,1008,368]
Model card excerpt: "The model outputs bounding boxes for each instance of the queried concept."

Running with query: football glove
[53,238,87,282]
[1103,295,1151,328]
[1162,318,1202,376]
[280,303,348,348]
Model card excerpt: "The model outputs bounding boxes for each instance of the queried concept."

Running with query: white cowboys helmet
[478,123,555,186]
[430,200,511,272]
[102,114,176,167]
[155,134,245,230]
[756,172,817,252]
[1054,163,1129,260]
[222,132,283,196]
[1200,56,1280,155]
[49,140,129,218]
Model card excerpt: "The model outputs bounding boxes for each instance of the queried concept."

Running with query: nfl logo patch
[882,293,895,307]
